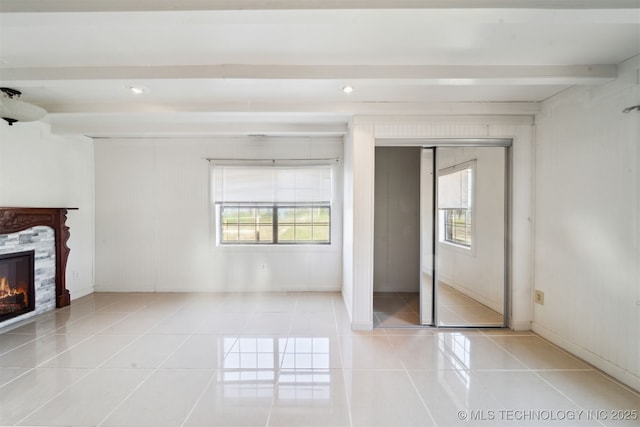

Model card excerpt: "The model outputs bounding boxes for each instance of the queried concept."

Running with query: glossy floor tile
[373,292,420,328]
[0,292,637,427]
[437,283,504,327]
[373,286,504,328]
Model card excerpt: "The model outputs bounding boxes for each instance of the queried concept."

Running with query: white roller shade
[213,165,333,204]
[438,163,473,209]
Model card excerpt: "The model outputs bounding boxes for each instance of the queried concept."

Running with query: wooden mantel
[0,207,77,308]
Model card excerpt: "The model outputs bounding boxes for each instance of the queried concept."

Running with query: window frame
[218,204,276,245]
[217,203,332,245]
[211,161,337,246]
[441,208,472,247]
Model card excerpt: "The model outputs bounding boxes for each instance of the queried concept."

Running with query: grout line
[13,296,190,426]
[13,305,168,425]
[531,372,608,427]
[0,308,96,357]
[180,369,217,427]
[484,334,610,427]
[401,359,439,427]
[590,368,640,398]
[95,332,196,426]
[37,311,143,367]
[484,334,539,370]
[12,366,95,425]
[331,295,354,427]
[12,335,108,424]
[5,292,638,426]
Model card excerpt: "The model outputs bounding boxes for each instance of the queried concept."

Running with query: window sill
[438,240,475,257]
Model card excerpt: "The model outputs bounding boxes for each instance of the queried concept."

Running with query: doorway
[373,141,510,328]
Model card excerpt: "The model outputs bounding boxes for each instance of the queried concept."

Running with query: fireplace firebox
[0,250,35,322]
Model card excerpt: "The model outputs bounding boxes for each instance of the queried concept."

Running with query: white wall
[344,122,376,329]
[533,56,640,391]
[374,147,420,293]
[342,130,354,319]
[437,146,505,314]
[94,137,343,293]
[0,122,95,299]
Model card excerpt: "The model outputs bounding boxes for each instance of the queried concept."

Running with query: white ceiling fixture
[129,86,147,95]
[0,87,47,126]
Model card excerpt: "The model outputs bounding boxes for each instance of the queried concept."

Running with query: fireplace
[0,207,76,309]
[0,250,35,322]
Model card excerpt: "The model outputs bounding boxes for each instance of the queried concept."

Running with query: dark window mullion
[273,206,278,244]
[293,206,297,241]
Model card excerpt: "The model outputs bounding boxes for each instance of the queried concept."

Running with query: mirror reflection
[435,147,506,327]
[373,144,507,328]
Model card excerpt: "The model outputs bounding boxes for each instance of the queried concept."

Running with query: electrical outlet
[534,290,545,305]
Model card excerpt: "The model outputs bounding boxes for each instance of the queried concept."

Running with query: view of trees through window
[442,208,472,247]
[220,205,331,244]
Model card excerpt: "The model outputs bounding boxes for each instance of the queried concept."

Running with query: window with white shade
[438,160,475,248]
[211,162,334,244]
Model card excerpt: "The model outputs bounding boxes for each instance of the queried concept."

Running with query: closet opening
[373,140,511,328]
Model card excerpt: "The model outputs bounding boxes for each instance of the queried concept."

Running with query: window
[438,160,474,248]
[219,204,330,244]
[220,205,274,243]
[275,205,330,243]
[442,208,471,247]
[212,163,333,244]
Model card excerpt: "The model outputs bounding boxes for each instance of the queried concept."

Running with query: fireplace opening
[0,250,35,323]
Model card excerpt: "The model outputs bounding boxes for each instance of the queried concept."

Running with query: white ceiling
[1,0,639,137]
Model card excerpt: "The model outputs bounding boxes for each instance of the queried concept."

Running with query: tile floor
[373,292,421,327]
[436,283,503,327]
[373,285,503,328]
[0,292,638,427]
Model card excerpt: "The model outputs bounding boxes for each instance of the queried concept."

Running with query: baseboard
[70,286,94,300]
[341,291,353,320]
[351,320,374,331]
[93,286,342,293]
[509,319,531,331]
[532,322,640,392]
[439,277,503,315]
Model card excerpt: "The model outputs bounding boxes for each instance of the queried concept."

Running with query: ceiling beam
[1,64,618,86]
[46,102,540,137]
[50,120,350,138]
[2,0,639,12]
[43,101,541,137]
[42,101,541,115]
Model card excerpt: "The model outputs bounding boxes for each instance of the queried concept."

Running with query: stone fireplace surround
[0,207,76,327]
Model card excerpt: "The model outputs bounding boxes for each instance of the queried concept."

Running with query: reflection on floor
[0,292,638,427]
[373,292,420,328]
[373,284,503,328]
[437,283,504,327]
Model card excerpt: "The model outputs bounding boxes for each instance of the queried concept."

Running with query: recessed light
[129,86,146,95]
[342,85,354,94]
